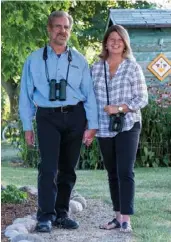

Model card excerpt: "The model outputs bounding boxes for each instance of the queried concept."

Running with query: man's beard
[53,34,68,45]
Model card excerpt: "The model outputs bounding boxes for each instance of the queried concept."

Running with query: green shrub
[1,185,28,204]
[78,138,103,169]
[137,100,171,167]
[11,100,171,169]
[18,121,40,168]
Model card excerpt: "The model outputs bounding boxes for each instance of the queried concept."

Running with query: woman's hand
[104,105,119,115]
[104,104,130,115]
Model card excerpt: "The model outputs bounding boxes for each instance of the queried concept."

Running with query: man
[19,10,98,233]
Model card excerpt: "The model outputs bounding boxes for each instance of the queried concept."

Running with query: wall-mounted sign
[147,53,171,81]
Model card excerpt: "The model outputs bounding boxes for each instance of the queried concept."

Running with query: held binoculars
[49,79,67,101]
[109,113,125,132]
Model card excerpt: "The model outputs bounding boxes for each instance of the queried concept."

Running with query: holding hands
[83,129,97,147]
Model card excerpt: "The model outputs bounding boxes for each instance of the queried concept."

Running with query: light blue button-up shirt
[19,45,98,131]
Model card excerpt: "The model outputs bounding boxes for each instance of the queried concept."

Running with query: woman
[91,25,148,232]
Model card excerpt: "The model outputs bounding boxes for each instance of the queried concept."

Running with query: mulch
[1,193,37,242]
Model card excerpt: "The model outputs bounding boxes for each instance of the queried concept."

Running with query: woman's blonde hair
[99,25,135,60]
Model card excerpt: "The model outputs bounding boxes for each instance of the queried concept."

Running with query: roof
[108,9,171,28]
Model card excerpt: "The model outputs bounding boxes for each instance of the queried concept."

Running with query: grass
[2,165,171,241]
[1,143,171,242]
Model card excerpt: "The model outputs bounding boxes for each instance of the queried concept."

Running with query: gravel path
[33,199,136,242]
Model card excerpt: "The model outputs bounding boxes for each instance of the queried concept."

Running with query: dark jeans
[36,103,86,222]
[98,122,141,215]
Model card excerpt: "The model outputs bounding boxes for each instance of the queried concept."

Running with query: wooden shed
[107,9,171,103]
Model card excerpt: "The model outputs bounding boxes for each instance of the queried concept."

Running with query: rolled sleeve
[126,64,148,111]
[80,62,98,129]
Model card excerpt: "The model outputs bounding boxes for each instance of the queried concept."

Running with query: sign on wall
[147,53,171,81]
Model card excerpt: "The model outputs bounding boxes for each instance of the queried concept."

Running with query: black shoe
[120,222,132,232]
[35,220,52,232]
[99,218,121,230]
[54,217,79,229]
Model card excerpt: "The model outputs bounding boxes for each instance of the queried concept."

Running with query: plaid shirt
[91,58,148,137]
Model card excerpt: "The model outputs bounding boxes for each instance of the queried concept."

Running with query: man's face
[48,16,71,46]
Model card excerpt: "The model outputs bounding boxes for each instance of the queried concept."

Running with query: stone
[70,189,80,199]
[13,218,37,232]
[19,186,38,195]
[17,241,30,242]
[69,200,83,214]
[5,224,28,234]
[11,234,44,242]
[4,230,20,238]
[26,214,37,221]
[72,196,87,209]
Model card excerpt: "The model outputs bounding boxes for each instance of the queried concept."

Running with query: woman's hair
[47,11,73,29]
[99,25,135,60]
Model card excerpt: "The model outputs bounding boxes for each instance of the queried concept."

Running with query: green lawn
[1,162,171,242]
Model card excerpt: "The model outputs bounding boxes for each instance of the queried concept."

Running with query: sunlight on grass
[1,166,37,187]
[1,163,171,242]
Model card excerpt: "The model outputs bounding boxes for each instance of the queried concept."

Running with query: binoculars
[109,113,125,132]
[49,79,67,101]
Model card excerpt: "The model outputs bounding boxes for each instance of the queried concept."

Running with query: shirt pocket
[68,66,82,88]
[30,62,47,86]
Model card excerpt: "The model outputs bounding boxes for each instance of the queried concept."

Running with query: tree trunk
[1,79,18,120]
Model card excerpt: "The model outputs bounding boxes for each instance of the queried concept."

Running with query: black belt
[38,102,83,113]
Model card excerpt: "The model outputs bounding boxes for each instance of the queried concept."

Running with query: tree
[1,1,71,118]
[2,0,158,118]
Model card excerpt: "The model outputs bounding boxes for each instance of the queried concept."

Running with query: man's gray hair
[48,11,73,29]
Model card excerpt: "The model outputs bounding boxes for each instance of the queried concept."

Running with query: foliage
[1,87,10,128]
[137,100,171,167]
[1,1,70,82]
[2,0,162,168]
[18,121,40,168]
[79,139,103,170]
[1,185,28,204]
[1,0,157,85]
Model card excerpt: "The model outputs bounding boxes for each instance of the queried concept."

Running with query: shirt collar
[47,45,69,56]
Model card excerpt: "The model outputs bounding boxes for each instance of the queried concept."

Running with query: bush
[78,138,103,169]
[18,121,40,168]
[11,100,171,169]
[137,100,171,167]
[1,185,28,204]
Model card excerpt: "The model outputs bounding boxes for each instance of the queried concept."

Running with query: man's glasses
[52,24,70,31]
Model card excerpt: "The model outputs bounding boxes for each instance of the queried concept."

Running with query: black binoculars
[49,79,67,101]
[109,113,125,132]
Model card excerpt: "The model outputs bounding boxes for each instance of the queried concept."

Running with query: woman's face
[106,31,125,56]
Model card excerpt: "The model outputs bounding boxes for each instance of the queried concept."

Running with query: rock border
[4,186,87,242]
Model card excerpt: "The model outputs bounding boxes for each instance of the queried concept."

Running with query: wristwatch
[118,106,124,113]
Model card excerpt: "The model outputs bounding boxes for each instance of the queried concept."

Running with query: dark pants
[36,103,86,222]
[98,122,141,215]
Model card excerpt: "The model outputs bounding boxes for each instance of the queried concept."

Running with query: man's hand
[25,131,35,146]
[83,129,97,147]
